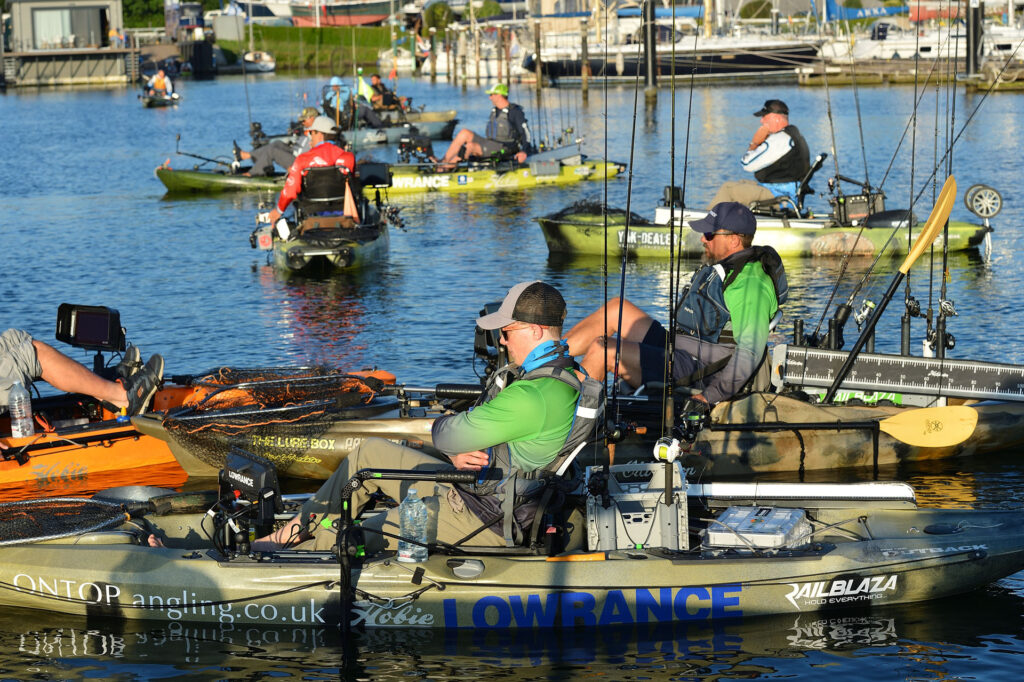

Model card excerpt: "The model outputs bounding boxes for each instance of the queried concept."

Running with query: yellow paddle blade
[899,175,957,275]
[878,405,978,448]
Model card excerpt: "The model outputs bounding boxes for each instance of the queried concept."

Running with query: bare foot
[147,534,165,548]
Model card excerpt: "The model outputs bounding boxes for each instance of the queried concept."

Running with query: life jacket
[456,343,605,546]
[485,105,517,145]
[674,245,788,344]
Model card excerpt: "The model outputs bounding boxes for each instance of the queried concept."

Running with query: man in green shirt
[251,281,584,554]
[565,202,785,406]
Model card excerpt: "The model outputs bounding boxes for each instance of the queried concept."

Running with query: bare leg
[564,297,654,356]
[437,129,484,169]
[578,337,646,387]
[565,298,655,386]
[33,341,128,408]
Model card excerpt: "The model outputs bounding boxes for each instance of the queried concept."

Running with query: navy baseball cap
[688,202,757,235]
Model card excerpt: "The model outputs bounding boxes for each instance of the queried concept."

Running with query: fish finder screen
[74,311,112,346]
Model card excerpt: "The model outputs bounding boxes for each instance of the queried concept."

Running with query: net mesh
[0,498,129,546]
[162,366,388,471]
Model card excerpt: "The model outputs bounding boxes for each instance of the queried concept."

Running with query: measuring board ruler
[771,344,1024,403]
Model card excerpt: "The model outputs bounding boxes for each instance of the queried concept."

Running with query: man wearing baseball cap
[231,106,320,177]
[708,98,810,209]
[433,83,535,170]
[249,281,601,554]
[266,115,356,225]
[566,202,786,406]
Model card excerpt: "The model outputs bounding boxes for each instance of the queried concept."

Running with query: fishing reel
[249,121,267,148]
[853,299,876,330]
[672,398,711,444]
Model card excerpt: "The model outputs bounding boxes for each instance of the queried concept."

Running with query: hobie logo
[785,575,898,609]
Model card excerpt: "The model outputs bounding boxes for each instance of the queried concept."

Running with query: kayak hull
[538,212,991,258]
[0,488,1021,627]
[156,166,283,194]
[269,222,390,274]
[386,158,624,195]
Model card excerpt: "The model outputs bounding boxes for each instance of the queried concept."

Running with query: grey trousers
[248,141,296,176]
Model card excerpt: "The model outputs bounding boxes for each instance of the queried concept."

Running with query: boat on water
[1,456,1023,628]
[248,163,397,274]
[139,92,181,108]
[386,145,625,195]
[242,50,276,72]
[372,109,459,144]
[156,148,624,196]
[537,178,1000,259]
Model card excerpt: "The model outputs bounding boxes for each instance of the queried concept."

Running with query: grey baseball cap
[476,281,567,330]
[308,116,337,134]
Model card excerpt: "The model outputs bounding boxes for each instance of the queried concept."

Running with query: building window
[33,8,72,49]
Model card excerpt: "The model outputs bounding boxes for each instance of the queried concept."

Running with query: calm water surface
[1,74,1023,679]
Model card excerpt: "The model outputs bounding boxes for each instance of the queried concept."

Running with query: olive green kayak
[537,204,991,258]
[156,166,284,195]
[1,473,1022,627]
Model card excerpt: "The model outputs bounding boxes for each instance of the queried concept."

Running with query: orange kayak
[0,388,190,498]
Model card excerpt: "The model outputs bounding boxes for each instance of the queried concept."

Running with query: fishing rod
[173,134,232,168]
[823,175,956,404]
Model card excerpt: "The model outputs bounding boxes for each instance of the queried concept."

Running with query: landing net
[0,497,129,546]
[162,366,387,471]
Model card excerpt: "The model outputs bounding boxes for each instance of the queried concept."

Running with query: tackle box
[585,462,689,551]
[703,506,811,550]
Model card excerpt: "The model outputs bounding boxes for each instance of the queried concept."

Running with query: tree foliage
[422,2,454,35]
[475,0,503,20]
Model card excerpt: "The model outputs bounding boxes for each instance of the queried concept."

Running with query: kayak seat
[295,166,354,219]
[750,152,828,219]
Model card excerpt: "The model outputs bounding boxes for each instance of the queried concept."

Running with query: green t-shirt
[431,376,578,471]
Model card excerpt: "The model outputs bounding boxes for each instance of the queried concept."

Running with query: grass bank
[218,25,395,73]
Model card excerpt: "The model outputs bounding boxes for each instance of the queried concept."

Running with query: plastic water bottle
[397,488,428,563]
[8,381,35,439]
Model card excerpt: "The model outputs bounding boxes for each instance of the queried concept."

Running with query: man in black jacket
[434,83,535,170]
[708,99,810,208]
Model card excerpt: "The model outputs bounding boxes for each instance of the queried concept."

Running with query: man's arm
[431,383,546,455]
[508,106,535,156]
[701,268,776,404]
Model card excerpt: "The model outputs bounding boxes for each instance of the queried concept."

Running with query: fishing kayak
[1,467,1022,627]
[0,386,192,498]
[156,156,624,197]
[386,155,625,196]
[155,166,283,195]
[351,109,459,144]
[131,366,450,479]
[537,201,992,258]
[140,93,181,108]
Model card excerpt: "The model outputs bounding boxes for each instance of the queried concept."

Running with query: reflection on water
[0,588,1021,680]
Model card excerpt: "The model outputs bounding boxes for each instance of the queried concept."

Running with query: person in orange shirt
[266,116,356,225]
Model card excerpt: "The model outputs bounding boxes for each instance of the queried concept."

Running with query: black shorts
[637,321,699,387]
